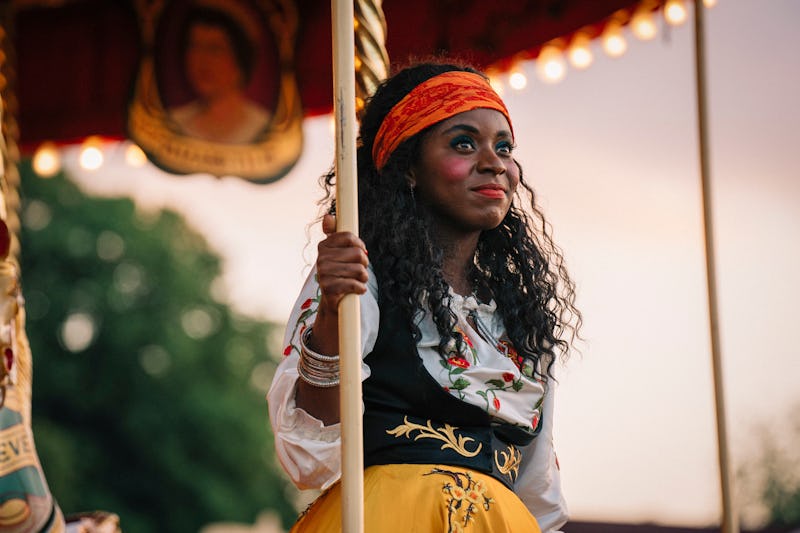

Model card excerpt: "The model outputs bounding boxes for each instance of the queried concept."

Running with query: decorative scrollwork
[386,416,483,458]
[494,444,522,482]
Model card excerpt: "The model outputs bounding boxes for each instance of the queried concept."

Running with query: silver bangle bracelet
[297,327,340,388]
[300,328,340,362]
[297,366,340,388]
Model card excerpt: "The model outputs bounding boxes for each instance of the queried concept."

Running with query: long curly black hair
[321,61,581,379]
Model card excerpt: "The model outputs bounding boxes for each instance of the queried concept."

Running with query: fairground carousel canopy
[5,0,695,182]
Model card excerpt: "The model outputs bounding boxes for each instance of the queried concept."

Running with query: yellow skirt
[291,464,541,533]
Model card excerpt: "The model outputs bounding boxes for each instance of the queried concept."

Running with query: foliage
[763,474,800,527]
[758,417,800,528]
[739,411,800,529]
[17,163,296,532]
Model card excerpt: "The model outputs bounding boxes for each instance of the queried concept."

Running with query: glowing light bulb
[631,8,658,40]
[567,35,593,70]
[79,137,104,171]
[32,142,61,177]
[508,69,527,91]
[602,25,627,58]
[665,0,688,26]
[703,0,717,6]
[125,143,147,167]
[536,45,566,83]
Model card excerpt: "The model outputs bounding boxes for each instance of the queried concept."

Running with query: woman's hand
[310,213,368,355]
[316,213,369,317]
[295,214,368,424]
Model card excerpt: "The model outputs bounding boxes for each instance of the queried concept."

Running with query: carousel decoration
[0,5,121,531]
[127,0,303,182]
[353,0,389,117]
[0,8,65,527]
[26,0,704,178]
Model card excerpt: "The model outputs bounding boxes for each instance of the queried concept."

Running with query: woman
[268,62,581,532]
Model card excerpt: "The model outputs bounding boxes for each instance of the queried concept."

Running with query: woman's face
[185,23,243,100]
[413,108,519,237]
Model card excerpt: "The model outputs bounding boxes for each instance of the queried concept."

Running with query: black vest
[362,305,541,489]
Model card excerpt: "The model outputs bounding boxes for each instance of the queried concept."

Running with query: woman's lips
[473,185,506,199]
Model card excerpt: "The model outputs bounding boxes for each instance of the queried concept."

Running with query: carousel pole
[331,0,364,531]
[332,1,389,530]
[692,2,739,532]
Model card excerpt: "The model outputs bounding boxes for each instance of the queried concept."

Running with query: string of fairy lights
[30,0,714,178]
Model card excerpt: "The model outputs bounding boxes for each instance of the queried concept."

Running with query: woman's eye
[451,136,475,151]
[496,141,515,156]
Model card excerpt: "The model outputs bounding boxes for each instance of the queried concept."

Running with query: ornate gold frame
[127,0,302,183]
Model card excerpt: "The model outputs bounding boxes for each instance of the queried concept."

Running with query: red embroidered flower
[493,397,501,411]
[502,372,515,383]
[300,298,313,310]
[448,357,470,369]
[531,410,541,430]
[283,345,292,356]
[443,386,450,393]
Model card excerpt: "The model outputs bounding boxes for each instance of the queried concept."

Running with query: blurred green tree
[738,410,800,530]
[17,162,296,532]
[757,418,800,528]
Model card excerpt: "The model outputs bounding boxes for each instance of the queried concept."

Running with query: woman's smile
[472,183,508,199]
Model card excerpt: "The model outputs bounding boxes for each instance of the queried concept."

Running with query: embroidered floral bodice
[415,287,547,432]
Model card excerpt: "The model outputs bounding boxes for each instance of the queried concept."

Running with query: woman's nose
[478,148,505,175]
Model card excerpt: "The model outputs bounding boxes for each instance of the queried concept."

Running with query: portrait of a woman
[168,3,271,144]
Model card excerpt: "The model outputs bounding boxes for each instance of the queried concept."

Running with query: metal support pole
[693,2,739,532]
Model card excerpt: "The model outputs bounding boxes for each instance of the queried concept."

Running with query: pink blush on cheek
[436,158,472,182]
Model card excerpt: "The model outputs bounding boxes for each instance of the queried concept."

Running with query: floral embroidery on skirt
[288,464,541,533]
[425,467,494,532]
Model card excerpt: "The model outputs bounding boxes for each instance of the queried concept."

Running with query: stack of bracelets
[297,328,340,387]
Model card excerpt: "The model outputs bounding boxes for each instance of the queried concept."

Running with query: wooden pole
[693,3,739,532]
[331,1,364,532]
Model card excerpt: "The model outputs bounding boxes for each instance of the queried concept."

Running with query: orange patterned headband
[372,71,513,171]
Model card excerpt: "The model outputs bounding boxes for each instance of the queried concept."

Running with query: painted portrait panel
[128,0,302,182]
